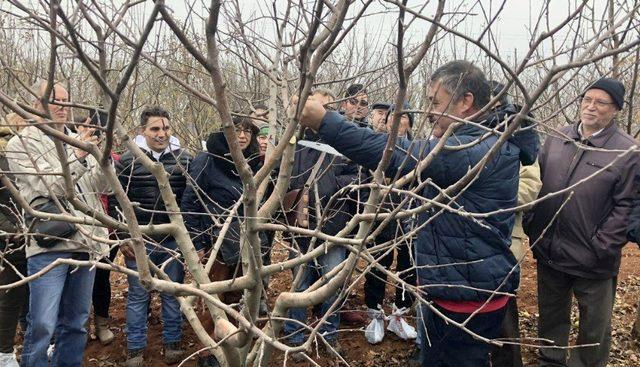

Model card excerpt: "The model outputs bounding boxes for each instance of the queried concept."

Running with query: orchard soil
[58,244,640,366]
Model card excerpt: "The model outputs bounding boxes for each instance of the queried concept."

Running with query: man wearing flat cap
[370,102,391,132]
[525,77,639,367]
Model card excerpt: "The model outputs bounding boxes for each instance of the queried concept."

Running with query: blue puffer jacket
[317,107,539,301]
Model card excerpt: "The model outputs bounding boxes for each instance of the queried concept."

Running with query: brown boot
[94,316,115,345]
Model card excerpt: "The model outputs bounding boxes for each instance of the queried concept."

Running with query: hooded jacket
[115,135,191,229]
[181,131,262,251]
[316,108,539,302]
[525,121,639,279]
[6,126,110,258]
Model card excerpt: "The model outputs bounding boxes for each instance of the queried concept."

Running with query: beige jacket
[510,160,542,261]
[6,125,110,258]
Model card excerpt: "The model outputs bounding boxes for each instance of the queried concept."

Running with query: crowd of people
[0,60,638,367]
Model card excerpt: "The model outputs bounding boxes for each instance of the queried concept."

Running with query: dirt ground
[73,244,640,366]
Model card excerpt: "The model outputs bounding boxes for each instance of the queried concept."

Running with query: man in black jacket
[115,106,192,367]
[363,103,416,322]
[284,89,359,355]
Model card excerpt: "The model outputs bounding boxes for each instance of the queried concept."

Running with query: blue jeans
[21,252,96,367]
[283,237,345,345]
[125,240,184,350]
[420,303,506,367]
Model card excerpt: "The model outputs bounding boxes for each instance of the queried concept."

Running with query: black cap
[583,77,625,110]
[371,102,391,111]
[371,101,414,127]
[345,84,366,98]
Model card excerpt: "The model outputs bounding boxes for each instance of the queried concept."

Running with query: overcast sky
[1,0,617,62]
[163,0,614,61]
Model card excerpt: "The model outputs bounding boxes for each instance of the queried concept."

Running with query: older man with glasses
[525,77,639,367]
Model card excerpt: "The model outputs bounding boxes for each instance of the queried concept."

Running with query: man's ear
[459,92,475,115]
[138,125,146,135]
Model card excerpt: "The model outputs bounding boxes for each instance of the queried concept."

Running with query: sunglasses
[348,98,369,107]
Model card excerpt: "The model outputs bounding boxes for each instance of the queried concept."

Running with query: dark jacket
[627,188,640,244]
[115,140,192,230]
[317,109,539,302]
[290,130,358,236]
[0,127,21,256]
[525,122,639,279]
[181,131,262,252]
[360,135,414,243]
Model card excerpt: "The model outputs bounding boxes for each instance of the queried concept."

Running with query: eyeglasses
[348,98,369,107]
[234,127,253,135]
[580,96,616,108]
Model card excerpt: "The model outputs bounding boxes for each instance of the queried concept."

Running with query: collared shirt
[151,150,163,161]
[133,135,180,161]
[578,122,605,139]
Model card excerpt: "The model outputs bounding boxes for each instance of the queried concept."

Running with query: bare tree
[0,1,639,366]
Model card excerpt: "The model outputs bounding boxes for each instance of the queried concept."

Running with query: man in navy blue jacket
[296,61,539,366]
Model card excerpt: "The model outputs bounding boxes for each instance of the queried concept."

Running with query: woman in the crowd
[181,116,266,367]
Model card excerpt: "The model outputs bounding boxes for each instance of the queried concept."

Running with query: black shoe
[197,355,220,367]
[163,342,185,364]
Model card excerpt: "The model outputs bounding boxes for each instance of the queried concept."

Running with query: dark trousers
[364,230,415,309]
[537,263,616,367]
[262,230,275,288]
[92,247,118,318]
[0,251,28,353]
[490,297,523,366]
[420,303,506,367]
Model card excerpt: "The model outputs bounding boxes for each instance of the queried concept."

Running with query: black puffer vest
[117,147,192,226]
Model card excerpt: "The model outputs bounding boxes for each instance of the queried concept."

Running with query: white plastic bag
[387,306,417,340]
[47,344,55,360]
[364,307,386,344]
